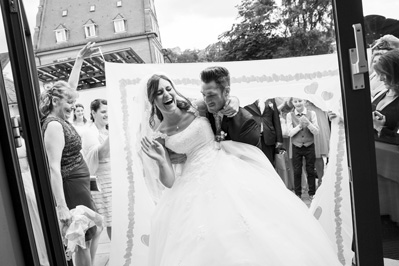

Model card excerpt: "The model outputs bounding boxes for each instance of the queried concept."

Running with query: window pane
[114,20,125,33]
[0,6,49,265]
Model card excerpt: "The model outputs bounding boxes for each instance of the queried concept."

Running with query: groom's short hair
[200,66,230,92]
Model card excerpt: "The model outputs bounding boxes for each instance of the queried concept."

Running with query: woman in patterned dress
[40,42,102,266]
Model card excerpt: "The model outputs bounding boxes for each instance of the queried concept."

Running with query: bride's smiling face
[154,78,178,113]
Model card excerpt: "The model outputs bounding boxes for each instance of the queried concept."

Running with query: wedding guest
[372,49,399,144]
[82,99,112,239]
[245,98,283,165]
[40,42,102,266]
[286,97,319,200]
[140,73,341,266]
[72,103,89,136]
[370,35,399,99]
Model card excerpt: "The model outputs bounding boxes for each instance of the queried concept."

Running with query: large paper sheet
[104,54,352,265]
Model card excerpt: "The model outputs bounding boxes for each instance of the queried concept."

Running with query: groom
[200,66,261,148]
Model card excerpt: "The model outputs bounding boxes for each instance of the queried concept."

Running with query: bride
[140,73,342,266]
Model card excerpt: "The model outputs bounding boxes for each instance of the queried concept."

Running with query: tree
[162,48,201,63]
[275,27,333,57]
[218,0,335,61]
[219,0,284,61]
[281,0,333,35]
[275,0,334,57]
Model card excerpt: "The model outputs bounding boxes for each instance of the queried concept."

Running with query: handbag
[275,149,291,187]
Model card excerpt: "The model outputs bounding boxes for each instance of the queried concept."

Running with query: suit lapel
[246,101,261,116]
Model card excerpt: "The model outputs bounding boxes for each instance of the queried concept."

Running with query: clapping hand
[141,137,167,163]
[299,116,310,128]
[77,41,98,59]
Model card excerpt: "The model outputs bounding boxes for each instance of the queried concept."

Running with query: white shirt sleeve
[287,113,302,137]
[307,111,320,135]
[82,124,101,174]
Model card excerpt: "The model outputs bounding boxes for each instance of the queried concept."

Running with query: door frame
[0,0,68,265]
[332,0,384,265]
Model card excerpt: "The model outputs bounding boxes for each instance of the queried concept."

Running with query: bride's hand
[221,96,239,117]
[141,137,167,163]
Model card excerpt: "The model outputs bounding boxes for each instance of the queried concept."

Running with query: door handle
[349,23,368,90]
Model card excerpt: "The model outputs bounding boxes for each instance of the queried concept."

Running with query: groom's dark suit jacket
[206,107,261,149]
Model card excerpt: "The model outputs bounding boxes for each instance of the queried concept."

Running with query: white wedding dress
[149,115,342,266]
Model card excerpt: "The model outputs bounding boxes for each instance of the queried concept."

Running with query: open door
[0,0,68,265]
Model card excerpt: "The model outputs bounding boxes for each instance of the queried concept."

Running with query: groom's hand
[167,148,187,164]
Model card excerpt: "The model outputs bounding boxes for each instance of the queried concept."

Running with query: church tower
[33,0,163,89]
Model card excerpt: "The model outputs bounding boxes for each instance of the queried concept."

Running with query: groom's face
[201,81,229,114]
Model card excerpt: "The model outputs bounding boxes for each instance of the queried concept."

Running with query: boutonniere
[215,131,227,142]
[214,131,228,150]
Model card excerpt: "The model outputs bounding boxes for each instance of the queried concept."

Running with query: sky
[0,0,399,53]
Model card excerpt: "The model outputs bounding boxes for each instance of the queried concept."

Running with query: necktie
[213,113,224,150]
[214,112,223,135]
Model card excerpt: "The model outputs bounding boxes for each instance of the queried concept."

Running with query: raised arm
[141,137,175,188]
[68,42,97,90]
[43,122,71,224]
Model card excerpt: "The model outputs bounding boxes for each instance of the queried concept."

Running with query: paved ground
[93,230,110,266]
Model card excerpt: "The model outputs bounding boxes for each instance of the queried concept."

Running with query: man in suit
[200,66,261,148]
[245,98,283,165]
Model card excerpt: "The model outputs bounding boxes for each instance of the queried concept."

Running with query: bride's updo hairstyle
[147,74,192,128]
[39,81,78,119]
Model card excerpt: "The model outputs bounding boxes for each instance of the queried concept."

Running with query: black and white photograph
[0,0,398,266]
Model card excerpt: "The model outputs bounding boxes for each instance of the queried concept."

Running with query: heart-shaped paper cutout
[304,82,318,94]
[141,234,150,247]
[321,91,334,101]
